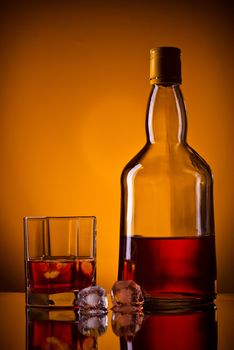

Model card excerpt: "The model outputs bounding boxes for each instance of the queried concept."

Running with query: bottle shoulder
[121,142,213,181]
[185,144,213,178]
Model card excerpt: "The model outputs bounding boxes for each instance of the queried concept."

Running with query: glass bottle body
[118,84,216,308]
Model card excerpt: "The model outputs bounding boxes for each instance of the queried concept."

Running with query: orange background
[0,1,233,292]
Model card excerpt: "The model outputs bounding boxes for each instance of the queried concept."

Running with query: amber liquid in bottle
[120,236,216,301]
[118,47,216,308]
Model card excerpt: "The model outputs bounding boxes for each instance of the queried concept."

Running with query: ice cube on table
[78,314,108,336]
[111,280,144,311]
[75,286,108,315]
[111,311,144,337]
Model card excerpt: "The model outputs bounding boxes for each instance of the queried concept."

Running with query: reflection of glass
[26,308,107,350]
[119,305,217,350]
[24,216,96,307]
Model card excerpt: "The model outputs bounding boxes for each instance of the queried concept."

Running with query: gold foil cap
[150,47,181,85]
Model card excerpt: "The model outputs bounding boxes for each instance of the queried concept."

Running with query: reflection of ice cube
[75,286,108,315]
[78,314,108,337]
[111,311,144,337]
[111,280,144,311]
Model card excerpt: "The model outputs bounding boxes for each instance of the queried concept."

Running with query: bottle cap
[150,47,181,85]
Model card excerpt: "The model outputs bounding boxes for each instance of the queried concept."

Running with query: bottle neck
[146,84,187,144]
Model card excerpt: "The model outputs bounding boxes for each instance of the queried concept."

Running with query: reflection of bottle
[120,306,217,350]
[118,47,216,308]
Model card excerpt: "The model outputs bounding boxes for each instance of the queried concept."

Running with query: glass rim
[24,215,96,221]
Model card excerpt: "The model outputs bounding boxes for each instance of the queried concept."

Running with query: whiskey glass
[24,216,96,308]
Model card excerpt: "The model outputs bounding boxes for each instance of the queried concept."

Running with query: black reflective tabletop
[0,293,233,350]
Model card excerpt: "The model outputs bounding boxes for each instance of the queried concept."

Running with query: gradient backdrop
[0,0,233,292]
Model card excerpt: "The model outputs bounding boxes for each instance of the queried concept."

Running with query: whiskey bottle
[118,47,216,309]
